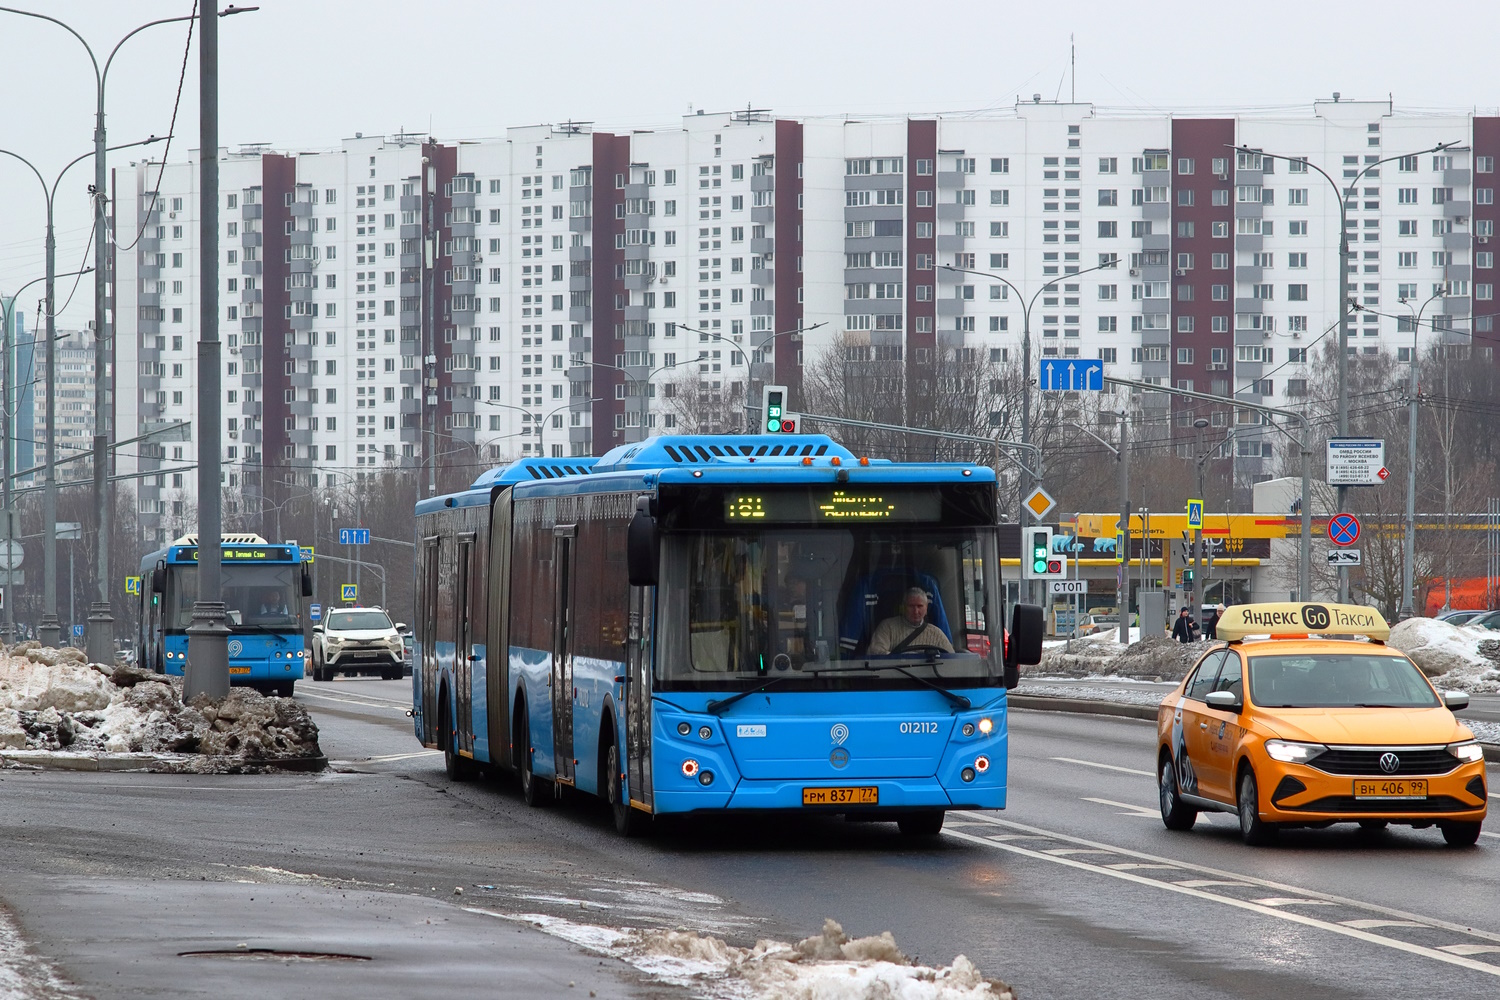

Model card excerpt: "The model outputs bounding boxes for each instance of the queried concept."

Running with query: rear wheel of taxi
[1237,769,1277,846]
[897,810,945,837]
[1439,821,1482,847]
[1158,758,1197,831]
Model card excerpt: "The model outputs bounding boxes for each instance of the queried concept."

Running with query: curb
[0,750,328,773]
[1008,696,1500,765]
[1009,695,1158,722]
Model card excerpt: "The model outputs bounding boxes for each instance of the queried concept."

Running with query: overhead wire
[116,0,197,255]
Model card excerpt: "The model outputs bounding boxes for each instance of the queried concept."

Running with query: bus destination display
[724,488,942,523]
[179,546,294,563]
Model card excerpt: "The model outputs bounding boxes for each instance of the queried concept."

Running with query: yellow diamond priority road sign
[1023,486,1056,521]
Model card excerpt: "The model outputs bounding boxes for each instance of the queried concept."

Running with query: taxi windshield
[1248,653,1440,709]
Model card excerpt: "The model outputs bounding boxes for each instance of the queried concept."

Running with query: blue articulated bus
[413,436,1042,836]
[139,533,313,697]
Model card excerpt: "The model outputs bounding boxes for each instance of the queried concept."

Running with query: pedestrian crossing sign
[125,576,142,595]
[341,583,358,603]
[1186,499,1203,529]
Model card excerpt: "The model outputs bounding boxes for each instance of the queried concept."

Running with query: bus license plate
[802,786,878,806]
[1353,778,1427,800]
[228,667,251,675]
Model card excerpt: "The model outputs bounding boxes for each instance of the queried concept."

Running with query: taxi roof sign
[1216,602,1389,643]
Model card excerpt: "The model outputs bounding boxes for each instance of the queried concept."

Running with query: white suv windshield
[327,611,392,631]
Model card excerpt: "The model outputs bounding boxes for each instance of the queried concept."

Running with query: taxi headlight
[1447,741,1484,763]
[1264,740,1326,763]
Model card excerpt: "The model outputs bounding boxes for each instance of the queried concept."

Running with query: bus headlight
[977,717,994,735]
[962,723,975,737]
[677,722,692,736]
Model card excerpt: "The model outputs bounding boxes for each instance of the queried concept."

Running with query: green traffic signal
[1030,530,1049,574]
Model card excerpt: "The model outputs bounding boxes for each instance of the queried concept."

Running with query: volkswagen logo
[1379,752,1400,774]
[227,639,243,657]
[830,723,849,746]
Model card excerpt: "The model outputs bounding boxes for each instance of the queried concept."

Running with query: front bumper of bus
[162,648,305,683]
[647,709,1007,815]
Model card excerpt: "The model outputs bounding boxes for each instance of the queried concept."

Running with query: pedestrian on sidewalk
[1171,607,1199,644]
[1204,603,1225,640]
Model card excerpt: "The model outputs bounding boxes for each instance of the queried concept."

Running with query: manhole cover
[179,949,371,963]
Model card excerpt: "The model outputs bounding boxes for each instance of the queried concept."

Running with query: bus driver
[866,587,954,655]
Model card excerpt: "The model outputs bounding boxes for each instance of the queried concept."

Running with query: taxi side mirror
[1205,690,1241,712]
[1443,690,1470,711]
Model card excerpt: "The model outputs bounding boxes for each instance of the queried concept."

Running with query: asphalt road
[1,676,1496,999]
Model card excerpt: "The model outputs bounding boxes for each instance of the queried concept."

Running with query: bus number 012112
[899,721,940,734]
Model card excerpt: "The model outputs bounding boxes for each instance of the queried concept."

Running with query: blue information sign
[338,528,371,546]
[1039,358,1104,391]
[72,624,85,637]
[309,603,322,623]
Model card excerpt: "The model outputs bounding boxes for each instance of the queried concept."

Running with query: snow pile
[488,913,1015,1000]
[1036,630,1200,682]
[1386,619,1500,693]
[0,644,322,772]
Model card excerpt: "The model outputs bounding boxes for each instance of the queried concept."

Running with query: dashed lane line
[1050,756,1155,777]
[959,811,1500,946]
[1082,797,1160,818]
[944,827,1500,978]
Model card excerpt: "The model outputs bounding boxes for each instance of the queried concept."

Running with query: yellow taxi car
[1156,602,1487,846]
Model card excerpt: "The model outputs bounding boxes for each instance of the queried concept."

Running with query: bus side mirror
[1004,603,1045,687]
[301,567,313,597]
[627,501,658,587]
[151,567,166,593]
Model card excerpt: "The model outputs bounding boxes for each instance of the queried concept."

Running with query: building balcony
[1235,297,1266,313]
[749,300,774,316]
[936,171,966,188]
[751,174,775,193]
[934,298,968,316]
[934,235,966,252]
[751,206,775,224]
[750,268,774,286]
[1235,266,1263,284]
[750,237,775,254]
[1443,200,1471,219]
[569,305,592,322]
[1142,202,1170,220]
[568,244,592,262]
[935,203,967,220]
[569,216,592,233]
[1444,168,1471,187]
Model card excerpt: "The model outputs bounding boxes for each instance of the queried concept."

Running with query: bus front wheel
[606,740,645,837]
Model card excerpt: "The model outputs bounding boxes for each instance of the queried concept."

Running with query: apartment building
[110,99,1499,544]
[32,329,95,467]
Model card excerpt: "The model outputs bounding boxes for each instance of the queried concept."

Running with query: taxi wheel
[1158,759,1198,831]
[1237,769,1278,846]
[1439,821,1483,847]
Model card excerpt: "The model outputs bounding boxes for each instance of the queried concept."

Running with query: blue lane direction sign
[1186,499,1204,529]
[338,528,371,546]
[72,624,85,637]
[309,603,322,623]
[341,583,358,603]
[1328,512,1361,547]
[1039,357,1104,392]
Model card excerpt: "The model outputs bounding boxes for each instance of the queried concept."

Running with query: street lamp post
[677,321,827,431]
[1232,140,1456,604]
[1,5,251,664]
[1397,290,1446,620]
[0,270,86,641]
[1065,415,1131,646]
[0,138,160,647]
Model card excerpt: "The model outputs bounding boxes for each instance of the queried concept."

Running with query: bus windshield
[168,564,301,630]
[657,527,1000,691]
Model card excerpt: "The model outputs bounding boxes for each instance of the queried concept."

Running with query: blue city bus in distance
[138,534,314,697]
[412,437,1043,836]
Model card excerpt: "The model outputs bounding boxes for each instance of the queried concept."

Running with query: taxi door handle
[1199,722,1209,730]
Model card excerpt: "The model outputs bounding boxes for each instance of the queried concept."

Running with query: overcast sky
[3,0,1497,327]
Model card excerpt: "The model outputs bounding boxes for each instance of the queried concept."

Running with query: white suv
[311,607,408,681]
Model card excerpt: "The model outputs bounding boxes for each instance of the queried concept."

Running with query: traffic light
[1022,527,1054,580]
[1182,568,1195,589]
[761,384,788,433]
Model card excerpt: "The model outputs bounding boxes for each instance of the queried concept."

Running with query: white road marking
[296,690,408,711]
[1106,863,1183,871]
[1252,897,1339,908]
[1082,796,1160,818]
[360,750,442,763]
[1440,945,1500,956]
[1175,879,1257,889]
[1041,848,1119,857]
[945,827,1500,978]
[1051,756,1155,777]
[1482,832,1500,840]
[959,811,1500,946]
[1342,920,1431,930]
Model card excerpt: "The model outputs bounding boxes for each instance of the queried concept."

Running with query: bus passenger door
[455,534,475,755]
[625,584,654,810]
[420,536,440,745]
[551,525,577,784]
